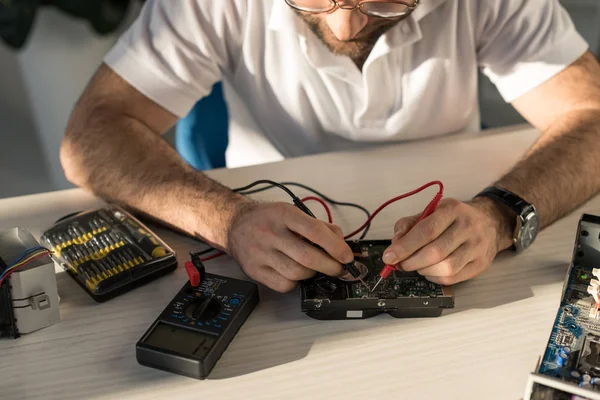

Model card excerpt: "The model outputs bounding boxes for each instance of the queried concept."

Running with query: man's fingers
[393,215,420,238]
[383,206,457,265]
[276,230,345,277]
[285,208,353,264]
[269,250,317,281]
[256,265,298,293]
[400,221,468,271]
[412,244,471,277]
[326,222,345,238]
[425,261,479,286]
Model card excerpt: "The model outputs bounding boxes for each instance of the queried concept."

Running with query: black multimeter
[136,256,259,379]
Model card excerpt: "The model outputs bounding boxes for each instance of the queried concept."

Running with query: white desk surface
[1,126,596,400]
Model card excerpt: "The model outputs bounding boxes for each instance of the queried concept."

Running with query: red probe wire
[301,196,333,223]
[200,252,225,262]
[370,181,444,290]
[344,180,444,239]
[197,180,444,281]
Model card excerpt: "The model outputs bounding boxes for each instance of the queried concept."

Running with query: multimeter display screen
[143,322,216,358]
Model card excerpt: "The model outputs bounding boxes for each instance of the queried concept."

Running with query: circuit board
[537,264,600,383]
[525,214,600,400]
[300,240,455,320]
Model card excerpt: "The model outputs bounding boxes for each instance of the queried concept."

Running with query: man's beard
[295,12,405,61]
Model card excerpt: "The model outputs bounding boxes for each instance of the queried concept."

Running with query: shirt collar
[268,0,448,84]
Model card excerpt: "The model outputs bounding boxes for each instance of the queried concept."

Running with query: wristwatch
[475,186,540,252]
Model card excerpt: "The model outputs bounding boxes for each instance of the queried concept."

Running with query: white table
[1,126,596,400]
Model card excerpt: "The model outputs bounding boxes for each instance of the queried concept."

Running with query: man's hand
[382,198,514,286]
[227,201,354,292]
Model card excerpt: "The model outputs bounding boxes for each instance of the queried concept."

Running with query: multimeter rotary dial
[184,297,222,321]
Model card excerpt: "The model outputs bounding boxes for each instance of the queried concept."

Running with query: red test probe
[370,181,444,292]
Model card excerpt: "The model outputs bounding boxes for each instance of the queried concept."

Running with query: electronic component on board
[524,214,600,400]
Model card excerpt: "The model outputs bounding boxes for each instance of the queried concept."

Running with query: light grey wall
[0,44,53,197]
[0,3,142,199]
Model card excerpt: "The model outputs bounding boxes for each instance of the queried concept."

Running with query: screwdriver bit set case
[41,206,177,302]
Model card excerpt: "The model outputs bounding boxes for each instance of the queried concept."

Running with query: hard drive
[300,240,455,320]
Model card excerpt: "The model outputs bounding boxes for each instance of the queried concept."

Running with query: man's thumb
[393,215,420,239]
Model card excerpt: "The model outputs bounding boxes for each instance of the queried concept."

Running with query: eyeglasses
[285,0,419,18]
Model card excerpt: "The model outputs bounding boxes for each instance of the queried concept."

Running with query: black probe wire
[195,180,371,260]
[191,247,218,257]
[232,179,316,218]
[233,179,299,199]
[235,181,371,240]
[195,180,317,258]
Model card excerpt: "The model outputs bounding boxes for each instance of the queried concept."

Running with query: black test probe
[232,180,369,288]
[296,205,369,289]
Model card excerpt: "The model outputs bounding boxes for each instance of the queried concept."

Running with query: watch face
[519,212,540,249]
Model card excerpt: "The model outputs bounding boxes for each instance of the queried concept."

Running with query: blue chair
[175,82,229,170]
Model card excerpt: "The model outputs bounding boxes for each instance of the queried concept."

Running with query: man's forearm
[476,110,600,250]
[61,106,250,250]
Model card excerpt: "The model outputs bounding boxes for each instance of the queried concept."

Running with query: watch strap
[476,186,530,217]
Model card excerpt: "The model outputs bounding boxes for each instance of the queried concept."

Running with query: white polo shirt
[104,0,589,168]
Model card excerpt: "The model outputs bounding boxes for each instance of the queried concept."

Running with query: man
[60,0,600,293]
